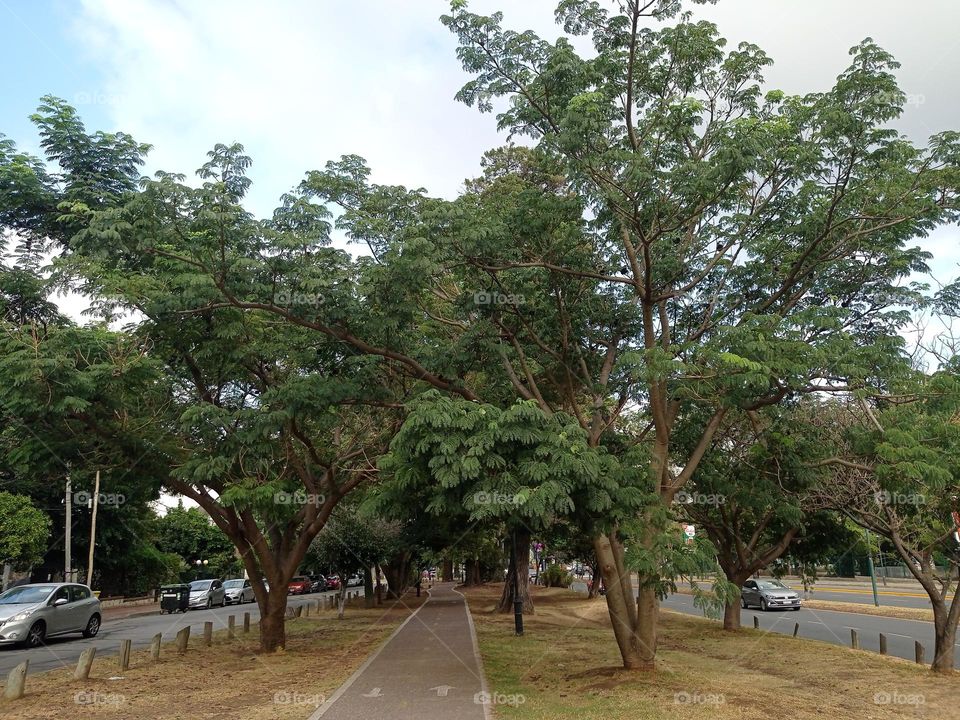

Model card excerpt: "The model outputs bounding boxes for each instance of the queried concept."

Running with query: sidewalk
[309,583,488,720]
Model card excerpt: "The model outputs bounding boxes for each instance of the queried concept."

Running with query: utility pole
[64,476,73,583]
[865,529,880,607]
[86,470,100,588]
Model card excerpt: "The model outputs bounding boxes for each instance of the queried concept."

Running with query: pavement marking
[307,593,430,720]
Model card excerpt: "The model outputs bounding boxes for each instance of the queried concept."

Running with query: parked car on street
[325,575,341,591]
[741,579,802,611]
[0,583,101,648]
[345,573,364,587]
[288,576,312,595]
[309,576,327,593]
[223,578,255,604]
[188,579,226,609]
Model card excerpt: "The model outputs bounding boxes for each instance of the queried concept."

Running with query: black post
[511,527,524,636]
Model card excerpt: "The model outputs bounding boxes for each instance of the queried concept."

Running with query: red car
[287,576,312,595]
[325,575,341,591]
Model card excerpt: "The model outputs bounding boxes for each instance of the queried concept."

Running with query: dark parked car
[288,576,312,595]
[309,576,326,593]
[741,579,801,611]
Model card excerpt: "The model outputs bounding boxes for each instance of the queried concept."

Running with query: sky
[2,0,959,296]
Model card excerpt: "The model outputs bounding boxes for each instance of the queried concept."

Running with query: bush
[540,564,572,588]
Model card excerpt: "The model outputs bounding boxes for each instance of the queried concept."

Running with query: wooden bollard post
[243,612,251,633]
[753,616,759,629]
[879,633,887,655]
[119,639,132,670]
[176,626,190,654]
[915,641,925,665]
[150,633,162,661]
[75,648,96,680]
[203,621,213,646]
[305,602,311,617]
[850,629,859,650]
[792,623,799,638]
[295,605,303,618]
[3,660,28,700]
[228,615,236,639]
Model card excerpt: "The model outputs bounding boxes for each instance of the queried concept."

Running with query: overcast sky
[3,0,960,298]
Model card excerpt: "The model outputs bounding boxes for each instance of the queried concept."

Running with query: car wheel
[82,614,101,638]
[220,597,226,607]
[25,621,46,648]
[205,598,212,609]
[740,597,748,609]
[760,598,769,611]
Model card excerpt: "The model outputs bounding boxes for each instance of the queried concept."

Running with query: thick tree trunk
[259,590,289,652]
[441,558,454,582]
[383,551,412,599]
[497,527,534,613]
[721,568,751,631]
[463,558,480,586]
[723,600,742,631]
[931,604,958,673]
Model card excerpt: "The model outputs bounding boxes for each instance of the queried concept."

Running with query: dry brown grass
[461,584,958,720]
[0,595,426,720]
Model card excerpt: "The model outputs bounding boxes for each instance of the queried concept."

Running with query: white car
[0,583,102,648]
[187,579,226,609]
[222,578,255,604]
[345,574,364,587]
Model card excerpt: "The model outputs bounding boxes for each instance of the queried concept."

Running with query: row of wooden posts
[750,615,928,665]
[2,591,363,701]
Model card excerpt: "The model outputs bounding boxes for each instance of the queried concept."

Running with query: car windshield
[757,581,787,590]
[0,585,56,604]
[189,580,213,590]
[223,580,244,588]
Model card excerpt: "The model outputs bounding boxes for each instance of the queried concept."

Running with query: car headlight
[5,611,34,624]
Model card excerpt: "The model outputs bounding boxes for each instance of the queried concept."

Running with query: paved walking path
[310,583,489,720]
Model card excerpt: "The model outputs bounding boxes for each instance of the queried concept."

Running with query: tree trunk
[337,576,347,620]
[587,559,601,599]
[594,532,647,669]
[441,558,454,582]
[723,600,742,631]
[497,527,533,613]
[383,551,412,599]
[463,558,479,586]
[364,566,375,608]
[931,604,957,673]
[259,590,289,652]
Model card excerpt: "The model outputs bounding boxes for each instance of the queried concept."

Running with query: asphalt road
[0,589,345,677]
[661,593,960,666]
[802,586,932,609]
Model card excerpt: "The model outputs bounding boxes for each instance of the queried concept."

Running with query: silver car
[741,579,802,611]
[0,583,102,648]
[187,579,226,609]
[222,578,254,604]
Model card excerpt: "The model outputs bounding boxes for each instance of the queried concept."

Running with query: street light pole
[64,475,73,583]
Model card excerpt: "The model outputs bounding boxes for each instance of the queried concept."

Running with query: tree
[677,404,834,630]
[0,103,400,651]
[155,503,240,580]
[435,0,959,668]
[0,491,50,572]
[307,509,393,618]
[814,375,960,673]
